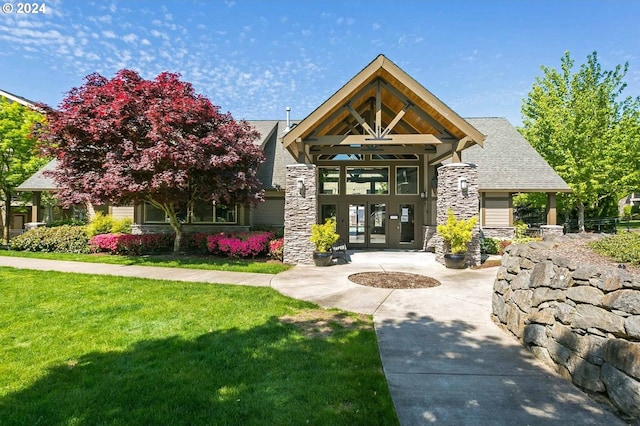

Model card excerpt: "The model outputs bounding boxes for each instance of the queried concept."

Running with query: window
[321,204,337,223]
[396,167,418,195]
[372,154,419,160]
[144,202,237,224]
[192,202,214,223]
[144,203,167,223]
[317,153,363,161]
[346,167,389,195]
[214,204,237,223]
[319,167,340,195]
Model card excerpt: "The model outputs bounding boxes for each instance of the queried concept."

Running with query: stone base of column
[540,225,564,240]
[422,225,438,252]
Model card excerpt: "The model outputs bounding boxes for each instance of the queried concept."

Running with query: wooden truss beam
[380,79,456,139]
[304,134,443,146]
[312,145,436,155]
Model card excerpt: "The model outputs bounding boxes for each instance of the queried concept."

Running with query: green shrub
[111,217,132,234]
[310,218,339,252]
[11,226,90,253]
[86,213,132,237]
[589,233,640,265]
[437,209,478,254]
[481,237,499,255]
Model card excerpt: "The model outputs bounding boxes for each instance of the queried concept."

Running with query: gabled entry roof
[282,54,485,161]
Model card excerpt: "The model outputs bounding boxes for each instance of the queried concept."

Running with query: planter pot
[444,253,467,269]
[313,251,333,266]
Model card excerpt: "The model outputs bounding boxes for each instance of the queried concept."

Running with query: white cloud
[150,29,168,40]
[122,33,138,43]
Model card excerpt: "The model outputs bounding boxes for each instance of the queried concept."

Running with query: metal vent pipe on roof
[285,106,291,133]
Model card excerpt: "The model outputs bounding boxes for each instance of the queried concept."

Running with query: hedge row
[10,226,91,254]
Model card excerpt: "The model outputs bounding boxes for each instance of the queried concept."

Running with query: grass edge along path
[0,267,398,426]
[0,249,290,274]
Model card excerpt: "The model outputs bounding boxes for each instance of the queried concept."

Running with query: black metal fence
[564,218,619,234]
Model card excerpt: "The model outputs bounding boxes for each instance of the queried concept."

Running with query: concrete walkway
[1,253,624,425]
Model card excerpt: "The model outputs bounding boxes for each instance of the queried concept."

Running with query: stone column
[540,225,564,240]
[283,164,317,265]
[435,163,481,267]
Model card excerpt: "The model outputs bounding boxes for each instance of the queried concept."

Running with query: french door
[348,202,387,248]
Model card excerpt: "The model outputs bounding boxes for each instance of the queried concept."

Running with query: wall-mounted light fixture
[296,178,305,196]
[420,192,427,199]
[458,176,468,192]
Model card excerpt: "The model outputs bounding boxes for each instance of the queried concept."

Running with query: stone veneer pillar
[283,164,317,265]
[435,163,481,267]
[540,224,564,240]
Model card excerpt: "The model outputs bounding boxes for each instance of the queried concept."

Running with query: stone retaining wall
[492,234,640,419]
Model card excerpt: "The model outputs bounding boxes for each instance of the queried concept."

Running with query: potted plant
[437,208,478,269]
[310,218,340,266]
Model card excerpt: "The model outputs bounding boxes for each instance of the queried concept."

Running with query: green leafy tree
[521,51,640,231]
[0,97,47,243]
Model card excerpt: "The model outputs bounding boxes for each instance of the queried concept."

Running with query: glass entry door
[348,202,387,247]
[348,204,366,245]
[398,203,415,244]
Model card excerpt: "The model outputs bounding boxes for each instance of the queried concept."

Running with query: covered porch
[280,55,485,265]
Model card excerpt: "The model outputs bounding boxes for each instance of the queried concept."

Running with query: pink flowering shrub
[206,232,227,254]
[206,231,273,258]
[181,232,209,253]
[269,238,284,261]
[90,233,173,255]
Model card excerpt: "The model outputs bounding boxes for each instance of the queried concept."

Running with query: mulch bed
[348,272,441,289]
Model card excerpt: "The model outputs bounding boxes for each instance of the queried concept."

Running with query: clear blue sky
[1,0,639,125]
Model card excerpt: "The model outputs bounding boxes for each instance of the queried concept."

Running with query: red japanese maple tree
[39,70,265,252]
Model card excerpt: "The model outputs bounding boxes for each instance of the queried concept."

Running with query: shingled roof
[461,117,571,193]
[17,120,297,192]
[248,120,296,190]
[16,159,58,191]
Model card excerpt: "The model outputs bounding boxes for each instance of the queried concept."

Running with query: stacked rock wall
[492,235,640,419]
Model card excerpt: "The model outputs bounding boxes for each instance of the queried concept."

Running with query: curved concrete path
[0,253,624,425]
[271,251,623,425]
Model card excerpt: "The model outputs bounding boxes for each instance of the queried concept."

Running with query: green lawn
[0,250,290,274]
[0,268,398,425]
